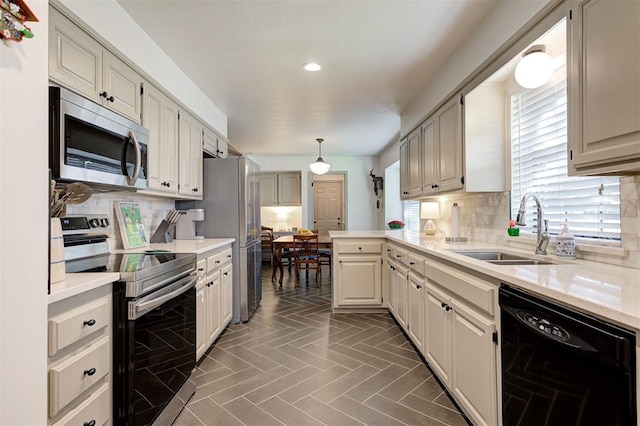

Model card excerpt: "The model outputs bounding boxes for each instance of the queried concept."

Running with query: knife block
[150,220,176,243]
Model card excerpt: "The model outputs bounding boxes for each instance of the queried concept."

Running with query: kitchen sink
[453,251,555,265]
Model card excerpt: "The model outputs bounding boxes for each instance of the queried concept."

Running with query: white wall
[384,163,402,227]
[0,0,49,423]
[57,0,228,138]
[249,155,380,231]
[401,0,552,137]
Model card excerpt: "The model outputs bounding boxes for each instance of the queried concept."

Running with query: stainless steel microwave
[49,86,148,191]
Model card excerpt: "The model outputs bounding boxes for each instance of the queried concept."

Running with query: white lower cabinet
[407,272,425,354]
[333,239,383,309]
[221,262,233,324]
[386,260,397,315]
[196,244,233,361]
[394,263,408,329]
[47,285,112,426]
[424,260,498,426]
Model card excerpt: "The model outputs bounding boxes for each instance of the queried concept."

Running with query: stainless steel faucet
[516,192,549,255]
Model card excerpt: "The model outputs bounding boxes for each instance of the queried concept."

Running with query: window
[403,200,420,233]
[510,56,620,242]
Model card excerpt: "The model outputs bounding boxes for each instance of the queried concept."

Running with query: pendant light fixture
[514,45,554,89]
[309,138,330,175]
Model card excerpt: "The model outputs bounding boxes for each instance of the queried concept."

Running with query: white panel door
[103,52,142,123]
[278,173,301,205]
[387,262,397,315]
[407,273,424,354]
[259,173,278,206]
[221,263,233,325]
[314,180,344,234]
[394,264,408,330]
[421,116,438,195]
[437,96,464,192]
[407,127,422,198]
[206,273,221,346]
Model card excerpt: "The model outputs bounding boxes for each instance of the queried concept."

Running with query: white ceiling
[116,0,499,157]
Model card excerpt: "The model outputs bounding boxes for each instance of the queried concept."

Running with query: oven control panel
[61,214,112,236]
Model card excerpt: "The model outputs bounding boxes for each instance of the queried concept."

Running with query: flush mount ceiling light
[514,45,554,89]
[303,62,321,72]
[309,138,330,175]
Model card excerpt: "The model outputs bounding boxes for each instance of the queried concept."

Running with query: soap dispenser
[555,223,576,259]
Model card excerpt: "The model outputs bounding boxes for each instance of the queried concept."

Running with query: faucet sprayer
[516,192,549,255]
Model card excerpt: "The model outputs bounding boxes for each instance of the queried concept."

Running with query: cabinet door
[49,7,102,103]
[407,128,423,198]
[103,52,143,123]
[451,301,497,426]
[335,256,382,306]
[425,282,451,386]
[260,173,278,206]
[221,263,233,325]
[203,127,218,156]
[178,111,203,197]
[394,264,408,330]
[278,173,301,205]
[387,262,397,315]
[421,116,438,195]
[143,83,178,193]
[568,0,640,175]
[399,140,409,199]
[407,273,424,354]
[206,273,222,346]
[195,283,207,360]
[217,138,229,158]
[437,96,464,192]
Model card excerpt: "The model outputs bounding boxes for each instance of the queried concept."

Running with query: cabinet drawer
[385,245,396,259]
[337,241,383,254]
[426,260,495,316]
[49,336,110,416]
[48,297,110,356]
[206,252,223,272]
[221,248,233,264]
[400,251,426,276]
[52,382,109,426]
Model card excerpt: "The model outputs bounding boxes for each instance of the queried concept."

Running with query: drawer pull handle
[83,368,96,376]
[83,319,96,326]
[198,268,204,272]
[84,420,96,426]
[409,262,415,266]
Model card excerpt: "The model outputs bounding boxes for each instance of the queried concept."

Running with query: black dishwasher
[499,286,636,426]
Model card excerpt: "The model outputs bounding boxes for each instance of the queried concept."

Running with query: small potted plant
[388,220,404,230]
[507,220,520,236]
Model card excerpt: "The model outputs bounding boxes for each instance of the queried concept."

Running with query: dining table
[271,235,332,285]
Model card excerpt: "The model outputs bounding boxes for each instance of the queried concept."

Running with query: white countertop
[330,230,640,330]
[49,272,120,304]
[49,238,235,304]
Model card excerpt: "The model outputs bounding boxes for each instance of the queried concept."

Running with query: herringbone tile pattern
[174,265,468,426]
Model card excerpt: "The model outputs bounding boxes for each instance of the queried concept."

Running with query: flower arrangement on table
[388,220,404,230]
[507,220,520,236]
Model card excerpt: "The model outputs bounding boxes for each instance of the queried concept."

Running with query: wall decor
[1,0,37,42]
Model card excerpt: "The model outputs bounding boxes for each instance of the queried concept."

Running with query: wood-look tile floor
[174,265,469,426]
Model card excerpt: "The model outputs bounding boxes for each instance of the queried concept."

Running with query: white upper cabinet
[203,127,229,159]
[178,111,204,198]
[259,172,301,206]
[568,0,640,175]
[49,6,143,123]
[406,128,423,198]
[142,82,179,194]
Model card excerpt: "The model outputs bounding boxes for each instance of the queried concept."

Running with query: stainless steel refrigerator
[178,157,261,323]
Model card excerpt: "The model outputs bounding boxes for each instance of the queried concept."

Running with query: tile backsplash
[66,192,174,251]
[427,176,640,269]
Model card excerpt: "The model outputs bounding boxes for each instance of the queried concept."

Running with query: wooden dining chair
[293,234,321,287]
[310,229,332,275]
[260,226,274,265]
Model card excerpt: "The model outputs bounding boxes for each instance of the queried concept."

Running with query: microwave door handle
[126,131,142,186]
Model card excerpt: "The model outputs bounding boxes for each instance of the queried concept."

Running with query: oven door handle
[130,275,196,319]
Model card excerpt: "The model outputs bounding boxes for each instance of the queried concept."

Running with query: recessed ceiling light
[303,62,321,72]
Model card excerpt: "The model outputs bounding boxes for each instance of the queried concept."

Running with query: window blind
[510,63,620,241]
[403,200,420,233]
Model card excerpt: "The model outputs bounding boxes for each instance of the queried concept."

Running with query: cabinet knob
[409,262,415,266]
[396,254,401,258]
[193,188,199,192]
[107,96,114,102]
[83,420,96,426]
[387,249,391,252]
[83,368,96,376]
[83,319,96,326]
[224,272,228,276]
[100,91,108,98]
[441,302,446,308]
[167,182,171,188]
[416,284,422,289]
[445,305,452,311]
[227,255,232,258]
[358,247,362,250]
